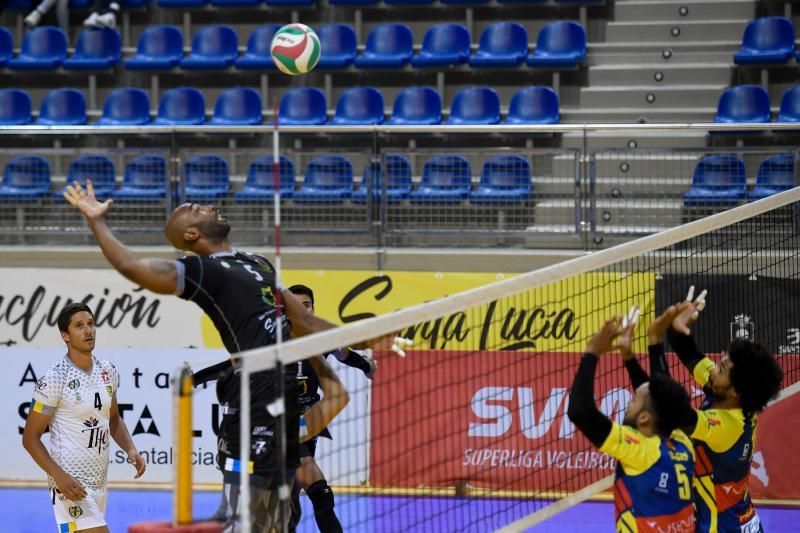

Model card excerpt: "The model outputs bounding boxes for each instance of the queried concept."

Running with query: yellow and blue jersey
[691,358,761,533]
[600,423,696,532]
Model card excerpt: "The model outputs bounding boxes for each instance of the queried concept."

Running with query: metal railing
[0,123,797,250]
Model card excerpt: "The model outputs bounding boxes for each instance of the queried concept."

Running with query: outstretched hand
[671,286,707,335]
[63,179,113,222]
[648,304,683,344]
[361,334,414,358]
[617,306,640,361]
[585,316,622,356]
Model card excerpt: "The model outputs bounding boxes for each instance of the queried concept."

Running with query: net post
[172,362,193,526]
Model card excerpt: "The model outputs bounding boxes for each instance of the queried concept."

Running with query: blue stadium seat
[112,155,167,202]
[387,86,442,125]
[181,26,238,70]
[265,0,314,6]
[734,17,795,65]
[63,27,121,70]
[715,85,771,123]
[447,87,500,125]
[354,24,413,69]
[527,21,587,68]
[36,88,87,125]
[292,156,354,204]
[749,154,795,201]
[352,155,413,204]
[683,154,747,206]
[470,155,532,204]
[235,25,281,70]
[56,155,116,201]
[210,88,262,125]
[69,0,93,7]
[0,156,51,202]
[412,24,470,68]
[159,0,205,8]
[121,0,151,6]
[469,22,528,68]
[97,88,150,125]
[0,89,32,125]
[385,0,432,4]
[212,0,260,6]
[0,28,13,67]
[410,155,471,205]
[9,27,67,70]
[317,24,357,69]
[154,88,205,125]
[183,155,230,202]
[279,87,327,125]
[777,86,800,123]
[5,0,33,8]
[330,0,375,4]
[505,86,559,124]
[441,0,488,4]
[125,26,183,71]
[235,156,295,203]
[331,87,384,125]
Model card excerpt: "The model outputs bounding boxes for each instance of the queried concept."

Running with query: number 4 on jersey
[94,392,102,410]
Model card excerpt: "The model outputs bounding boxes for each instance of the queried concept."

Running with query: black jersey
[176,250,299,483]
[176,250,291,353]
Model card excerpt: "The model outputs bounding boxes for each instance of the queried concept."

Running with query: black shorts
[298,436,318,459]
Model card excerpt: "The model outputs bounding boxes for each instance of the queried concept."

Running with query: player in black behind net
[287,284,377,533]
[64,181,398,531]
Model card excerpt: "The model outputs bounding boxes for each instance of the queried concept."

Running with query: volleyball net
[175,186,800,532]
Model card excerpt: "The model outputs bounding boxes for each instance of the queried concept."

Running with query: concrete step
[588,62,733,85]
[579,84,726,108]
[531,176,579,196]
[592,199,685,228]
[533,199,581,226]
[593,176,694,196]
[592,152,701,179]
[561,106,717,123]
[588,48,739,66]
[605,20,749,43]
[613,0,754,22]
[561,131,711,149]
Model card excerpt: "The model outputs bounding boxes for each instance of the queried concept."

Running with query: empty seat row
[733,17,799,65]
[716,85,800,124]
[0,85,559,126]
[0,26,120,71]
[683,153,796,206]
[0,153,535,205]
[0,21,585,72]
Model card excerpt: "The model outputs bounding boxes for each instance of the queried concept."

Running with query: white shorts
[51,485,107,532]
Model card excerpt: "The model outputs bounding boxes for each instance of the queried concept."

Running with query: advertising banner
[2,347,370,486]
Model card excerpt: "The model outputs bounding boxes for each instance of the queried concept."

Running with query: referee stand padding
[128,521,222,532]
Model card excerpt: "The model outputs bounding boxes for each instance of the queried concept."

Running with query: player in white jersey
[22,303,146,533]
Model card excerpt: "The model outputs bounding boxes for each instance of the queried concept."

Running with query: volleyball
[270,24,321,76]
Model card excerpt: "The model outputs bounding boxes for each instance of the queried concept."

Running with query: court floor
[2,487,798,532]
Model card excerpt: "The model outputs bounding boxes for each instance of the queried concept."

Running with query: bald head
[164,203,231,253]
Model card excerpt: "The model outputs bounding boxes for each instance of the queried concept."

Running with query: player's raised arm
[64,180,178,295]
[666,287,710,376]
[300,356,350,443]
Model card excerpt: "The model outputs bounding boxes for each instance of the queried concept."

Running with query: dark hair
[728,339,783,417]
[57,302,94,332]
[288,284,314,306]
[647,373,693,437]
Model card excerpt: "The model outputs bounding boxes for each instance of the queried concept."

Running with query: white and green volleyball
[270,24,321,76]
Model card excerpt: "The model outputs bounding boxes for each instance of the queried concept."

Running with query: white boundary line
[238,187,800,373]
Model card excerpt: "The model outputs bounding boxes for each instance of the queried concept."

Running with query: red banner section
[749,387,800,500]
[370,350,800,500]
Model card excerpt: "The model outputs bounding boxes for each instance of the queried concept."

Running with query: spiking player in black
[287,284,376,533]
[64,182,397,532]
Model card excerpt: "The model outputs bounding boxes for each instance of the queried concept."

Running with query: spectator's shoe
[83,11,100,27]
[94,10,117,29]
[24,9,42,29]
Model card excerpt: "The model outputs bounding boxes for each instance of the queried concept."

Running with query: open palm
[63,180,113,221]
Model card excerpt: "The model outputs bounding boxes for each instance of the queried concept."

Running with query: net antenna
[232,186,800,532]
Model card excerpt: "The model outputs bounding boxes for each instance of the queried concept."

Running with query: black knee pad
[306,479,335,513]
[307,480,342,533]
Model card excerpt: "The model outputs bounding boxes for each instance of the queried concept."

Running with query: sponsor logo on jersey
[101,370,109,384]
[68,379,80,390]
[36,378,47,390]
[624,433,640,445]
[106,386,113,396]
[82,417,110,454]
[707,416,721,427]
[68,506,82,518]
